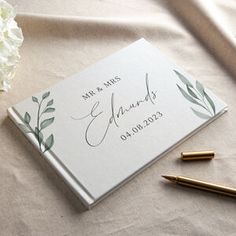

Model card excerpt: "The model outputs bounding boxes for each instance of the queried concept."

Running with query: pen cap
[181,151,214,161]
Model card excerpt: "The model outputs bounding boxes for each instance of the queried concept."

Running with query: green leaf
[204,91,215,114]
[191,108,211,120]
[40,117,54,130]
[174,70,193,87]
[35,127,39,135]
[187,85,199,99]
[32,96,38,103]
[42,91,50,100]
[47,99,54,106]
[44,134,54,152]
[44,107,55,113]
[24,112,31,124]
[196,80,205,97]
[35,127,43,145]
[177,85,205,108]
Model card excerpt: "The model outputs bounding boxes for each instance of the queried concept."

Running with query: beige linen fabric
[1,0,236,235]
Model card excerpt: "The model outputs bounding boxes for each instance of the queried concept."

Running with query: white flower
[0,0,23,91]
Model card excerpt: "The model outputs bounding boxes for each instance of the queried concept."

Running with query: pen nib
[162,175,177,182]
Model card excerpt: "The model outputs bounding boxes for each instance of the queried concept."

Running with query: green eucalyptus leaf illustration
[20,91,55,153]
[40,117,54,130]
[196,80,205,97]
[35,127,43,145]
[191,108,211,119]
[204,91,215,114]
[24,112,31,124]
[187,85,199,99]
[175,69,216,119]
[32,96,38,103]
[44,134,54,152]
[42,91,50,100]
[47,99,54,107]
[177,85,205,108]
[174,70,193,87]
[44,107,55,113]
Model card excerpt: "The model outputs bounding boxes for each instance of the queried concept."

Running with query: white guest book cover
[8,39,227,208]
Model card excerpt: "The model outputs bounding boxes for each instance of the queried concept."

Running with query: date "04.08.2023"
[120,111,163,141]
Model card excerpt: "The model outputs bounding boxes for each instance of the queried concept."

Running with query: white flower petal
[0,0,23,92]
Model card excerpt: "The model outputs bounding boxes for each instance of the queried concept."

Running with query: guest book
[8,39,227,208]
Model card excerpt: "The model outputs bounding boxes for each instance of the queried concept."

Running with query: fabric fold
[165,0,236,77]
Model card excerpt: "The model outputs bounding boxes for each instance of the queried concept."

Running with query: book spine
[7,107,94,209]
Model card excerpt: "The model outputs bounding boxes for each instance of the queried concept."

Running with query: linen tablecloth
[1,0,236,235]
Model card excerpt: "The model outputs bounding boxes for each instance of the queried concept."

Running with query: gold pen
[162,175,236,198]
